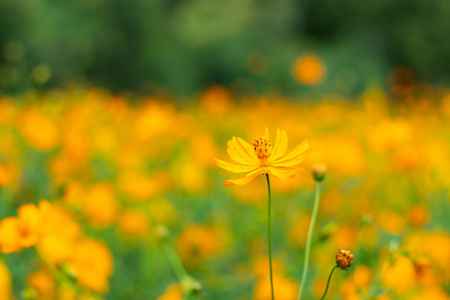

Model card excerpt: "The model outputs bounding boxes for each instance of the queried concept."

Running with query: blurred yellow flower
[83,183,118,228]
[37,204,82,265]
[292,54,325,85]
[176,224,224,263]
[215,128,309,186]
[200,85,233,114]
[253,273,298,300]
[0,200,50,253]
[407,205,428,227]
[0,259,12,300]
[157,283,183,300]
[118,210,150,238]
[353,265,373,290]
[27,269,55,300]
[380,255,415,293]
[377,211,406,235]
[18,109,59,151]
[68,238,113,293]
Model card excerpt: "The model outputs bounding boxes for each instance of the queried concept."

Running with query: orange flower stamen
[253,137,272,166]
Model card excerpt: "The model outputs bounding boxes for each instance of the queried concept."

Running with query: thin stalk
[162,243,190,281]
[320,265,338,300]
[34,248,82,296]
[297,181,322,300]
[265,173,275,300]
[161,242,196,299]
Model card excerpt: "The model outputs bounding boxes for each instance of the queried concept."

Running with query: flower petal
[234,137,259,163]
[227,137,258,165]
[268,167,305,180]
[269,129,288,163]
[271,140,310,167]
[0,217,22,253]
[214,158,258,173]
[223,168,265,186]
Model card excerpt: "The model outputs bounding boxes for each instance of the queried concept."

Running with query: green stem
[34,248,83,296]
[161,242,197,299]
[297,181,322,300]
[265,173,275,300]
[320,265,338,300]
[162,243,190,281]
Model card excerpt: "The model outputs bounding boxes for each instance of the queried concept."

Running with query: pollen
[253,138,272,162]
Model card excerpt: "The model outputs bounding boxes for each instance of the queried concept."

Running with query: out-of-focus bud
[61,262,77,282]
[361,214,374,226]
[181,276,202,294]
[336,248,354,270]
[22,288,38,300]
[156,224,169,240]
[312,164,327,182]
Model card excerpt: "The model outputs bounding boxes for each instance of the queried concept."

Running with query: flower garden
[0,85,449,299]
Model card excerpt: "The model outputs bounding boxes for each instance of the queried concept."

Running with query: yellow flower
[0,200,51,253]
[215,128,310,186]
[0,259,12,300]
[157,283,183,300]
[68,238,113,293]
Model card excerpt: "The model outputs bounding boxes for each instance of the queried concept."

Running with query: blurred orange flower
[0,259,12,300]
[157,283,183,300]
[0,200,51,253]
[292,54,325,85]
[68,238,113,293]
[215,128,310,186]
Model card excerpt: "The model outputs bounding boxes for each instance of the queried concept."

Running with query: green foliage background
[1,0,450,96]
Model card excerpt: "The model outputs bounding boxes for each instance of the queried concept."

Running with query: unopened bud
[312,164,327,182]
[336,248,354,270]
[181,276,202,294]
[61,262,77,282]
[156,224,169,240]
[22,288,38,300]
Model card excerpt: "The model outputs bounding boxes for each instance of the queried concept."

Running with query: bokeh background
[1,0,450,97]
[0,1,449,300]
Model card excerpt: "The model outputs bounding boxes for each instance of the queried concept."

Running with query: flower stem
[265,173,275,300]
[297,181,322,300]
[162,243,189,281]
[34,248,82,296]
[320,265,338,300]
[161,242,196,298]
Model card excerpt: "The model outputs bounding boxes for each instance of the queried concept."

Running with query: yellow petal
[272,140,309,167]
[0,217,22,253]
[271,154,310,168]
[214,158,258,173]
[224,168,265,187]
[18,204,42,248]
[269,129,288,163]
[268,167,305,180]
[234,137,259,164]
[227,138,256,165]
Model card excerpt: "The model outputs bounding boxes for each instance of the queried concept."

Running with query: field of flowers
[0,85,449,300]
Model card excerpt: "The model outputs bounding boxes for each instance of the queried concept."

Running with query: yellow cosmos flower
[0,201,51,253]
[215,128,310,186]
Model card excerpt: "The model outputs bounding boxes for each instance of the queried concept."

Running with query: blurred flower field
[0,85,449,300]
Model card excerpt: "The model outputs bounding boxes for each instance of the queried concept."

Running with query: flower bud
[22,288,38,300]
[155,224,169,240]
[336,248,354,270]
[181,276,202,294]
[312,164,327,182]
[61,262,77,282]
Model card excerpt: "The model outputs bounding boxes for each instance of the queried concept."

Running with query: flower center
[253,138,272,166]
